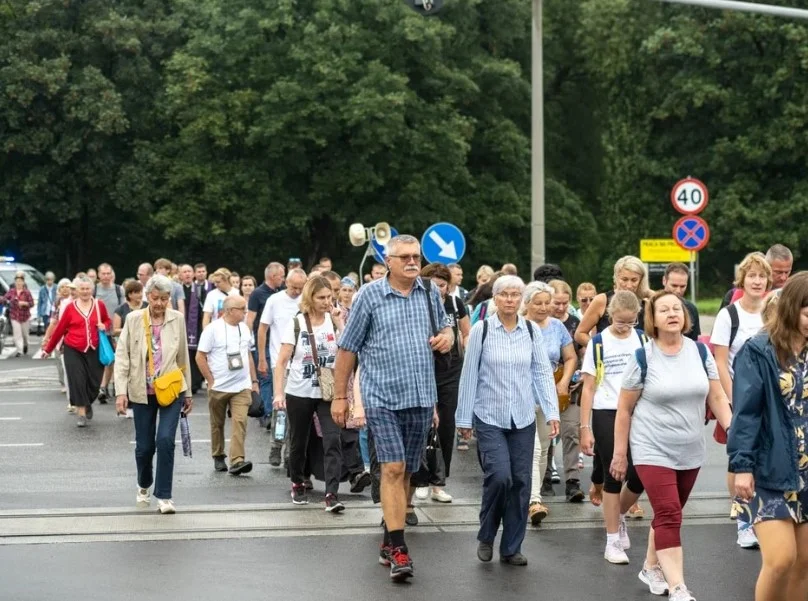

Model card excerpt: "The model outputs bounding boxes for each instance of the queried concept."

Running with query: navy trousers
[475,416,536,557]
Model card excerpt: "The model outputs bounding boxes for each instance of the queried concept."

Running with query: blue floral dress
[737,348,808,525]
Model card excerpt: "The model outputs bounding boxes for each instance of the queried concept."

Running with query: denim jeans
[133,394,183,500]
[252,349,273,417]
[359,428,370,468]
[475,416,535,557]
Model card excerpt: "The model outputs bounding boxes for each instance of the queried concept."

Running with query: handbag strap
[423,278,439,337]
[303,313,322,378]
[143,310,155,377]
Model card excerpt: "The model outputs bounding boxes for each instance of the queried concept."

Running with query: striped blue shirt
[456,314,559,430]
[339,276,449,411]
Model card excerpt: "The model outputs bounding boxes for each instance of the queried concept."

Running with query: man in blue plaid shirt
[333,235,454,583]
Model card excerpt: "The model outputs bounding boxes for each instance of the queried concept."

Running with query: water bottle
[274,410,287,441]
[571,370,581,384]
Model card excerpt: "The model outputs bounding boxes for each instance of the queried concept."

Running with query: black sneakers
[349,471,372,493]
[268,447,282,467]
[388,546,414,582]
[324,493,345,513]
[228,460,253,476]
[213,456,227,472]
[566,479,585,503]
[291,483,308,505]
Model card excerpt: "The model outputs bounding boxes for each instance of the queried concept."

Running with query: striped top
[456,314,559,430]
[339,276,449,411]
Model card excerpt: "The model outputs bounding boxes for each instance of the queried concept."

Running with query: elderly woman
[521,281,579,529]
[114,275,193,514]
[730,272,808,601]
[457,275,559,566]
[2,271,35,357]
[42,275,111,427]
[612,291,731,601]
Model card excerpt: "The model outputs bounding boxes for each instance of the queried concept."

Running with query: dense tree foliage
[1,0,806,292]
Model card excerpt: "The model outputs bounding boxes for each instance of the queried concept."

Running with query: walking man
[196,296,258,476]
[333,235,454,582]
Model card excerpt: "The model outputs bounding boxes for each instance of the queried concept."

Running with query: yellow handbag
[143,311,184,407]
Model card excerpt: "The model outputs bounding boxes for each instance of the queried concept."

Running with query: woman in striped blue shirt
[457,275,559,566]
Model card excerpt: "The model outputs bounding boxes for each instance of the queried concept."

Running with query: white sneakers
[136,488,151,508]
[668,584,696,601]
[604,541,629,564]
[157,499,176,514]
[618,516,631,550]
[415,487,429,500]
[737,523,759,548]
[431,489,453,503]
[639,563,668,596]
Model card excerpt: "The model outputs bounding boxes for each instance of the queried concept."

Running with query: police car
[0,256,47,339]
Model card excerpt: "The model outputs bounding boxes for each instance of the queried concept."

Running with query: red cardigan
[44,299,112,354]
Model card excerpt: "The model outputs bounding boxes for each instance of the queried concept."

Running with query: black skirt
[62,345,103,408]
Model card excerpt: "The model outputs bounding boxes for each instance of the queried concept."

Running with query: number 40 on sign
[671,177,709,216]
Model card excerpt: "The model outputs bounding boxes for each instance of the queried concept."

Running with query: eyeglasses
[613,319,639,328]
[579,297,594,303]
[389,254,422,263]
[497,292,523,300]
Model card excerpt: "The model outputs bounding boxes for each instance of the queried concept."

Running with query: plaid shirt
[2,288,34,323]
[339,276,449,411]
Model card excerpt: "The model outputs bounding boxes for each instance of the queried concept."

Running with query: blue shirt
[456,314,559,430]
[535,317,573,368]
[339,276,449,411]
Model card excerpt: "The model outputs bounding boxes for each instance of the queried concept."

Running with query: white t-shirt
[281,313,338,399]
[581,328,644,411]
[203,288,240,322]
[259,291,301,367]
[197,319,254,393]
[710,302,763,377]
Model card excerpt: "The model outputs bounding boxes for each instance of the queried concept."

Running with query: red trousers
[635,465,700,550]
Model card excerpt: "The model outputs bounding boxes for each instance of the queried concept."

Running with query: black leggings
[436,375,459,478]
[591,409,643,495]
[286,394,342,495]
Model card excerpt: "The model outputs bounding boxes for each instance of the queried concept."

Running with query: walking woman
[612,291,731,601]
[42,275,111,427]
[712,251,771,548]
[457,275,559,566]
[576,255,650,514]
[114,275,193,514]
[521,281,578,528]
[273,276,344,512]
[1,271,34,356]
[579,291,646,565]
[730,272,808,601]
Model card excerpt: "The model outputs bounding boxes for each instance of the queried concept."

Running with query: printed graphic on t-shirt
[299,329,337,388]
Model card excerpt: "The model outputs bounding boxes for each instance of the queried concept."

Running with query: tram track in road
[0,492,735,545]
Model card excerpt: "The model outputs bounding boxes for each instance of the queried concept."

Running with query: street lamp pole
[530,0,545,275]
[654,0,808,20]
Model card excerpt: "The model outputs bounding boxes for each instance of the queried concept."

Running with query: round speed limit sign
[671,177,708,215]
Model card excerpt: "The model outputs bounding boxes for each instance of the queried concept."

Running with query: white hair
[74,275,93,287]
[144,274,174,295]
[387,235,419,255]
[492,275,525,296]
[522,281,555,307]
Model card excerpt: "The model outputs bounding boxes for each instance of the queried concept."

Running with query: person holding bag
[273,276,344,511]
[114,275,193,514]
[42,275,112,427]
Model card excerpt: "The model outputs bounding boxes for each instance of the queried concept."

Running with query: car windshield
[0,268,45,296]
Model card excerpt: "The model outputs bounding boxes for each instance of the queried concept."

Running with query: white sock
[606,532,620,546]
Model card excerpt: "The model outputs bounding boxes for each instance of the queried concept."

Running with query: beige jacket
[114,308,192,405]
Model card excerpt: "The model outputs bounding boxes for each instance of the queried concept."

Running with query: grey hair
[74,275,93,287]
[144,274,174,295]
[521,281,555,311]
[387,235,419,255]
[45,271,55,279]
[265,262,284,278]
[765,244,793,263]
[492,275,525,296]
[57,278,72,288]
[287,268,307,281]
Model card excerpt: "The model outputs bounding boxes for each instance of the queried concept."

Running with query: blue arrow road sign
[371,227,398,263]
[421,222,466,265]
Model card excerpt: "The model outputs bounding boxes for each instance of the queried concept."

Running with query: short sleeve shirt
[535,317,573,369]
[281,313,338,399]
[710,302,763,377]
[203,288,241,322]
[197,320,254,393]
[622,338,719,470]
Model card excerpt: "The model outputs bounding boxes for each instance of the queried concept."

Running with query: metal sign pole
[654,0,808,20]
[690,251,696,303]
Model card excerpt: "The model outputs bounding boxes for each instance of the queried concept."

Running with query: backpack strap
[526,319,534,340]
[635,347,648,384]
[591,333,604,387]
[478,319,489,371]
[116,285,123,305]
[696,341,709,375]
[727,304,740,348]
[635,328,648,345]
[292,312,301,357]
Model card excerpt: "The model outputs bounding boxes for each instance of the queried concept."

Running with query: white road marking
[0,417,22,421]
[128,439,228,444]
[0,402,36,406]
[0,443,44,448]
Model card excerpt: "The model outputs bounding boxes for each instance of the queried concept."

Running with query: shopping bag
[98,330,115,366]
[180,412,192,458]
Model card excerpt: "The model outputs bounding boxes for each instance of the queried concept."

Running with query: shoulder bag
[304,313,335,401]
[95,302,115,367]
[143,311,184,407]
